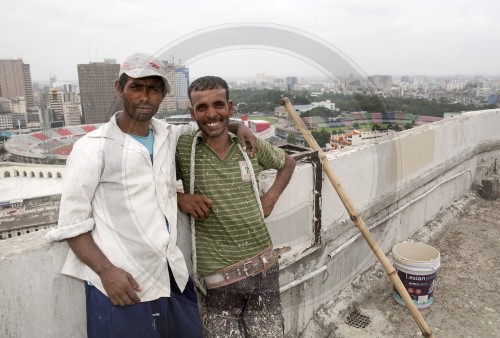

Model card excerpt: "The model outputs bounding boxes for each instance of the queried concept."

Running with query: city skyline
[2,0,499,83]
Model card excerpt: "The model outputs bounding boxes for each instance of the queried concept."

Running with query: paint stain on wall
[387,130,436,183]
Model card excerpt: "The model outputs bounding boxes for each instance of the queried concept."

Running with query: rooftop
[0,107,499,337]
[320,191,500,337]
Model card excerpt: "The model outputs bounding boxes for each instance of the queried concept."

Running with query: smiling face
[189,87,233,141]
[115,76,166,122]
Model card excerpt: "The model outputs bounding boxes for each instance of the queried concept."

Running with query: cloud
[1,0,499,82]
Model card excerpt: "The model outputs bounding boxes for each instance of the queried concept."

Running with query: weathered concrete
[329,191,500,337]
[271,108,500,336]
[0,108,499,337]
[0,231,86,338]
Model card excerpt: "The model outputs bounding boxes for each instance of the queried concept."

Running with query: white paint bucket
[392,242,441,309]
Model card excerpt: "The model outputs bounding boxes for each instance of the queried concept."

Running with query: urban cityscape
[1,57,499,133]
[1,56,500,240]
[1,55,499,337]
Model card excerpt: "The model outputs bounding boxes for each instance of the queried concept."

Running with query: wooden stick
[280,97,435,338]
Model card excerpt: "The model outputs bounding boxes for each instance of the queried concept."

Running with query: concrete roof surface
[315,190,500,337]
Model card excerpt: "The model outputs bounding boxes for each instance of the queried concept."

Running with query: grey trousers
[202,264,284,338]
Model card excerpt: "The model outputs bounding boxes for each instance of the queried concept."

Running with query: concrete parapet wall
[0,108,499,337]
[266,108,500,335]
[0,231,86,338]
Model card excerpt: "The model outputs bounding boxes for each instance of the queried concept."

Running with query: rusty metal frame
[278,144,322,246]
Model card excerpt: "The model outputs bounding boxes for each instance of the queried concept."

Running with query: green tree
[302,107,333,118]
[236,102,249,115]
[292,90,312,104]
[311,129,331,147]
[287,133,297,145]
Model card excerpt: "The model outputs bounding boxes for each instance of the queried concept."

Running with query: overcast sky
[2,0,499,83]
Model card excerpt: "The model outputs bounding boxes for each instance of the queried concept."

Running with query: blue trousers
[86,269,202,338]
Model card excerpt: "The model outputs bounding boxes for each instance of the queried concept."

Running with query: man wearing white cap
[47,53,257,337]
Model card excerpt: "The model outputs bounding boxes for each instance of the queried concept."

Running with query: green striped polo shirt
[175,132,286,276]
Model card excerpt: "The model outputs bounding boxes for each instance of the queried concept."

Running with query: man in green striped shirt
[176,76,295,337]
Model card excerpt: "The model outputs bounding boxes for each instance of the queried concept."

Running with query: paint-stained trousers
[202,264,284,338]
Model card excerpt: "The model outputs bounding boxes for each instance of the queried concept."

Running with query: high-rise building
[0,98,11,113]
[157,62,177,114]
[49,76,57,88]
[10,97,27,114]
[77,60,121,124]
[11,113,27,129]
[48,88,64,123]
[368,75,392,91]
[286,76,298,88]
[175,65,190,110]
[0,59,35,110]
[256,73,266,84]
[165,62,176,112]
[0,98,12,131]
[0,112,12,131]
[52,82,73,93]
[63,102,82,126]
[26,110,42,129]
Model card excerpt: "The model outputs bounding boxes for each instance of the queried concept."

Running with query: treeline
[229,89,310,115]
[228,89,496,117]
[318,93,496,117]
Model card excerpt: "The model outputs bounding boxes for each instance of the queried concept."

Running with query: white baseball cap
[119,53,171,93]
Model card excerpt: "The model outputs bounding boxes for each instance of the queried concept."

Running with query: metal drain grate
[346,310,371,329]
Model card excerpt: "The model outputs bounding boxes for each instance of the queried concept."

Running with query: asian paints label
[393,270,436,308]
[391,242,440,309]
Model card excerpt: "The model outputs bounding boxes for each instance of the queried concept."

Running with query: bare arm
[228,122,258,157]
[177,192,213,221]
[67,233,141,306]
[260,153,296,217]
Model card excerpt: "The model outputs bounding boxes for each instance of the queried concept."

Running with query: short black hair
[117,73,167,95]
[188,76,229,103]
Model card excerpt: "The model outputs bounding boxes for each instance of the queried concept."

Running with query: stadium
[3,116,274,165]
[3,112,441,164]
[4,124,101,164]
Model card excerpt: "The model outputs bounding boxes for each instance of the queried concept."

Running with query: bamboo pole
[281,97,435,338]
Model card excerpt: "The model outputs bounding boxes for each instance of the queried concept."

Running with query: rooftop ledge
[1,108,499,337]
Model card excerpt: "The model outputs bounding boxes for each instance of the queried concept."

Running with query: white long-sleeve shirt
[47,113,195,301]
